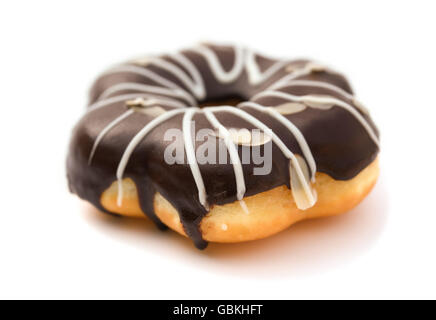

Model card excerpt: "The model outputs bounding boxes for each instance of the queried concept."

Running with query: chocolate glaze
[67,43,379,249]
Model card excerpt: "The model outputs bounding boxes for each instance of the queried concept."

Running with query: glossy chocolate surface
[67,44,379,249]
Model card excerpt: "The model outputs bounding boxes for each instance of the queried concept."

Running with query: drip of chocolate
[67,43,379,249]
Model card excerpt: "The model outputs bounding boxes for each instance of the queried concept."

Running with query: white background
[0,1,435,299]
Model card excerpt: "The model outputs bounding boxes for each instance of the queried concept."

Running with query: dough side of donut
[99,158,379,243]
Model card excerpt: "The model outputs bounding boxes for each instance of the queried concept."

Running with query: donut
[67,43,380,249]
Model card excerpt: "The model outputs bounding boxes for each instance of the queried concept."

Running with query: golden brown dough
[100,158,379,243]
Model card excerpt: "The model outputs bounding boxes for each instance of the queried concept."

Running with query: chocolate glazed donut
[67,43,379,249]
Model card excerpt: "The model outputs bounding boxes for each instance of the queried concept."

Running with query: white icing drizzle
[87,93,186,112]
[238,101,316,181]
[101,64,190,94]
[268,79,370,116]
[268,62,336,91]
[239,199,249,214]
[203,109,246,201]
[189,45,245,83]
[116,108,186,206]
[94,44,291,114]
[88,109,134,165]
[290,155,317,209]
[189,45,290,86]
[88,43,378,214]
[149,55,206,100]
[271,79,354,100]
[252,90,379,147]
[268,67,313,90]
[204,106,317,210]
[182,108,208,209]
[245,50,290,85]
[97,82,196,106]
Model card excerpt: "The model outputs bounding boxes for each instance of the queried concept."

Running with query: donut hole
[198,95,245,108]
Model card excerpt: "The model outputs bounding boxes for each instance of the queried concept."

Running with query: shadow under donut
[81,173,389,278]
[203,174,390,278]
